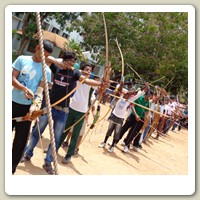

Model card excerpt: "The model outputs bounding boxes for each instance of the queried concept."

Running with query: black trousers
[12,101,31,174]
[124,119,144,147]
[119,114,143,146]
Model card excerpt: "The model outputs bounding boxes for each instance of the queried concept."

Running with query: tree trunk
[18,39,29,55]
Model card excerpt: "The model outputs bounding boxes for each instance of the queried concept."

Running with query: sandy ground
[15,103,188,175]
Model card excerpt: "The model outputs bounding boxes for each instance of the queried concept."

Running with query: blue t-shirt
[12,55,51,105]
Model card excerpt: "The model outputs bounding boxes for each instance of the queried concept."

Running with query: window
[62,32,69,39]
[42,21,50,31]
[51,27,59,34]
[12,12,24,20]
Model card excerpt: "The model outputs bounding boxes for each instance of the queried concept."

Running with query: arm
[79,75,102,87]
[130,105,140,121]
[46,56,69,69]
[12,68,34,99]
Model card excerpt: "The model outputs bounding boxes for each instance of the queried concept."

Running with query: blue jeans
[142,117,152,140]
[25,107,68,164]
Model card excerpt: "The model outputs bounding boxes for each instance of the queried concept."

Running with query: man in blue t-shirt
[12,40,54,174]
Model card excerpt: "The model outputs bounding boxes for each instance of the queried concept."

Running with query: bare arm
[79,75,102,86]
[46,56,68,69]
[12,68,34,99]
[130,105,140,121]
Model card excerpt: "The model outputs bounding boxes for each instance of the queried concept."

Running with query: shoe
[62,141,69,148]
[20,154,31,163]
[62,156,71,164]
[108,141,112,146]
[43,149,47,153]
[73,148,79,157]
[108,142,116,147]
[132,146,138,152]
[43,163,55,175]
[98,142,106,148]
[122,146,129,153]
[138,144,142,149]
[155,136,159,140]
[107,146,114,153]
[121,141,125,146]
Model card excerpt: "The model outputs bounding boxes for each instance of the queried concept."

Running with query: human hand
[23,88,34,99]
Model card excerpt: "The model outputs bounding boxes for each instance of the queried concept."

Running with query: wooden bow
[115,38,124,82]
[89,13,111,129]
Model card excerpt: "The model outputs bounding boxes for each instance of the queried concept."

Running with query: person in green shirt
[119,90,153,153]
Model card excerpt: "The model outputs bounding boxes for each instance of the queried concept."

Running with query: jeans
[25,107,68,164]
[142,117,152,140]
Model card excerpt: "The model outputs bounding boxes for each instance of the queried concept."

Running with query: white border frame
[5,5,195,195]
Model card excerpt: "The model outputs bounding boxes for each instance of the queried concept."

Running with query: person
[62,75,99,149]
[21,52,106,175]
[98,90,140,153]
[119,90,152,153]
[12,40,54,174]
[58,63,105,165]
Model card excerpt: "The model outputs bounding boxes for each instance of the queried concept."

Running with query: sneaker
[73,148,79,157]
[107,146,114,153]
[121,141,125,146]
[132,146,138,152]
[98,142,106,148]
[43,163,55,175]
[62,156,71,164]
[155,136,159,140]
[138,144,142,149]
[43,149,47,153]
[108,142,116,147]
[20,154,31,163]
[62,141,69,148]
[122,146,129,153]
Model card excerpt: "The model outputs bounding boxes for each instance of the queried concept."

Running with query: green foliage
[68,12,188,98]
[64,39,88,62]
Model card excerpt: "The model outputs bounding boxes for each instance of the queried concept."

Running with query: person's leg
[126,120,143,147]
[25,114,48,158]
[62,129,73,147]
[74,118,87,154]
[63,110,85,161]
[44,108,68,165]
[58,108,76,148]
[117,114,135,142]
[12,102,31,174]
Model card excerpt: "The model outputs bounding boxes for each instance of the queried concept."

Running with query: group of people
[12,39,188,175]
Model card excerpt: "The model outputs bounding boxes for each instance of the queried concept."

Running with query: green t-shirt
[134,95,150,118]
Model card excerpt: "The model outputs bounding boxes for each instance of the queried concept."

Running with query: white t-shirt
[164,104,172,116]
[112,90,145,119]
[70,81,96,113]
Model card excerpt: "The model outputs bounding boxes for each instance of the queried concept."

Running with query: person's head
[80,62,95,77]
[123,90,135,99]
[164,97,169,104]
[62,51,77,68]
[93,75,100,81]
[170,95,176,102]
[35,40,54,59]
[144,89,154,101]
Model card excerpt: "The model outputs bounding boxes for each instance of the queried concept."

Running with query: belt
[54,105,69,113]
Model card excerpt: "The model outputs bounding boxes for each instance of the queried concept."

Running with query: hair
[145,89,154,96]
[43,40,54,53]
[80,61,95,71]
[62,51,77,61]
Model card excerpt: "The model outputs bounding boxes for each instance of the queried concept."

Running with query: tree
[67,12,188,97]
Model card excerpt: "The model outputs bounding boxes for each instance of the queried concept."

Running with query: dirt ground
[15,103,188,175]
